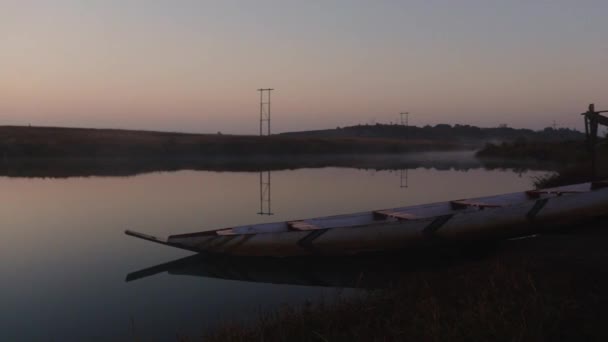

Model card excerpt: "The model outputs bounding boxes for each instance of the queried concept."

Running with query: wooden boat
[126,180,608,257]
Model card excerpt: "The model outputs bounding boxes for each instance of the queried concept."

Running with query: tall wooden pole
[582,103,608,182]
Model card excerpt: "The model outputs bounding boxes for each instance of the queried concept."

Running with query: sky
[1,0,607,134]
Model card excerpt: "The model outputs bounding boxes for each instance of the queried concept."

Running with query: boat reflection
[125,249,461,289]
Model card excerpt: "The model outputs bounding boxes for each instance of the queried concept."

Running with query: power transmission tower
[258,88,274,136]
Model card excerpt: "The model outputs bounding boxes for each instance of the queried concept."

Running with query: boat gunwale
[167,181,595,240]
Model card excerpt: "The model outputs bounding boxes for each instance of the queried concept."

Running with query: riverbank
[0,126,464,159]
[476,140,608,188]
[533,162,608,188]
[476,140,589,163]
[0,151,553,178]
[200,222,608,341]
[2,126,576,177]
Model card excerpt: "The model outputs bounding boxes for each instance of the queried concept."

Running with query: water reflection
[258,171,274,216]
[0,161,551,341]
[400,169,409,188]
[0,151,559,178]
[125,248,464,290]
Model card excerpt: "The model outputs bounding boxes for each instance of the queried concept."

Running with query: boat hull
[127,181,608,257]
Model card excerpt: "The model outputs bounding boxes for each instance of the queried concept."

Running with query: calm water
[0,157,548,341]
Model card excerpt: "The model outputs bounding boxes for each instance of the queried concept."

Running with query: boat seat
[216,228,236,236]
[374,210,417,221]
[451,200,502,210]
[288,221,320,231]
[525,190,584,198]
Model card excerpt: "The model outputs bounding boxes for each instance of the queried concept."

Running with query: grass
[533,166,608,189]
[200,266,555,341]
[0,152,516,178]
[3,126,583,178]
[0,126,477,177]
[476,140,589,163]
[0,125,462,159]
[193,225,608,341]
[476,139,608,188]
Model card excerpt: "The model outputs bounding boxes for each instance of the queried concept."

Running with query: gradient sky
[2,1,607,134]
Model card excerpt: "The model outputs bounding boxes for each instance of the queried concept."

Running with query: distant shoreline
[0,152,557,178]
[0,125,466,160]
[0,123,582,158]
[0,125,574,177]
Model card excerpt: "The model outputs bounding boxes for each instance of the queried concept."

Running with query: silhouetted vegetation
[198,224,608,341]
[0,124,582,160]
[0,153,554,178]
[476,138,608,188]
[533,161,608,188]
[476,140,589,163]
[283,123,584,144]
[0,126,462,160]
[0,125,581,177]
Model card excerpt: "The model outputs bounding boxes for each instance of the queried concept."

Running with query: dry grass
[195,226,608,342]
[197,265,563,341]
[533,159,608,188]
[0,126,461,159]
[476,139,608,189]
[476,140,588,164]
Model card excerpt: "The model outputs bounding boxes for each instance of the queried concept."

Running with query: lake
[0,152,549,341]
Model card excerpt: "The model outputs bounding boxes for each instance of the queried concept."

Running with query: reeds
[199,228,608,341]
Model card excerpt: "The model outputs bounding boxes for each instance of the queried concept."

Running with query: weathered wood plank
[450,200,502,210]
[288,221,319,231]
[216,228,236,235]
[374,210,417,220]
[525,190,585,198]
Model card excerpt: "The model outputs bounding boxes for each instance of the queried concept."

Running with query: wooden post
[582,104,608,182]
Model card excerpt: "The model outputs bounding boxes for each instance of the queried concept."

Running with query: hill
[0,125,461,159]
[281,123,584,144]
